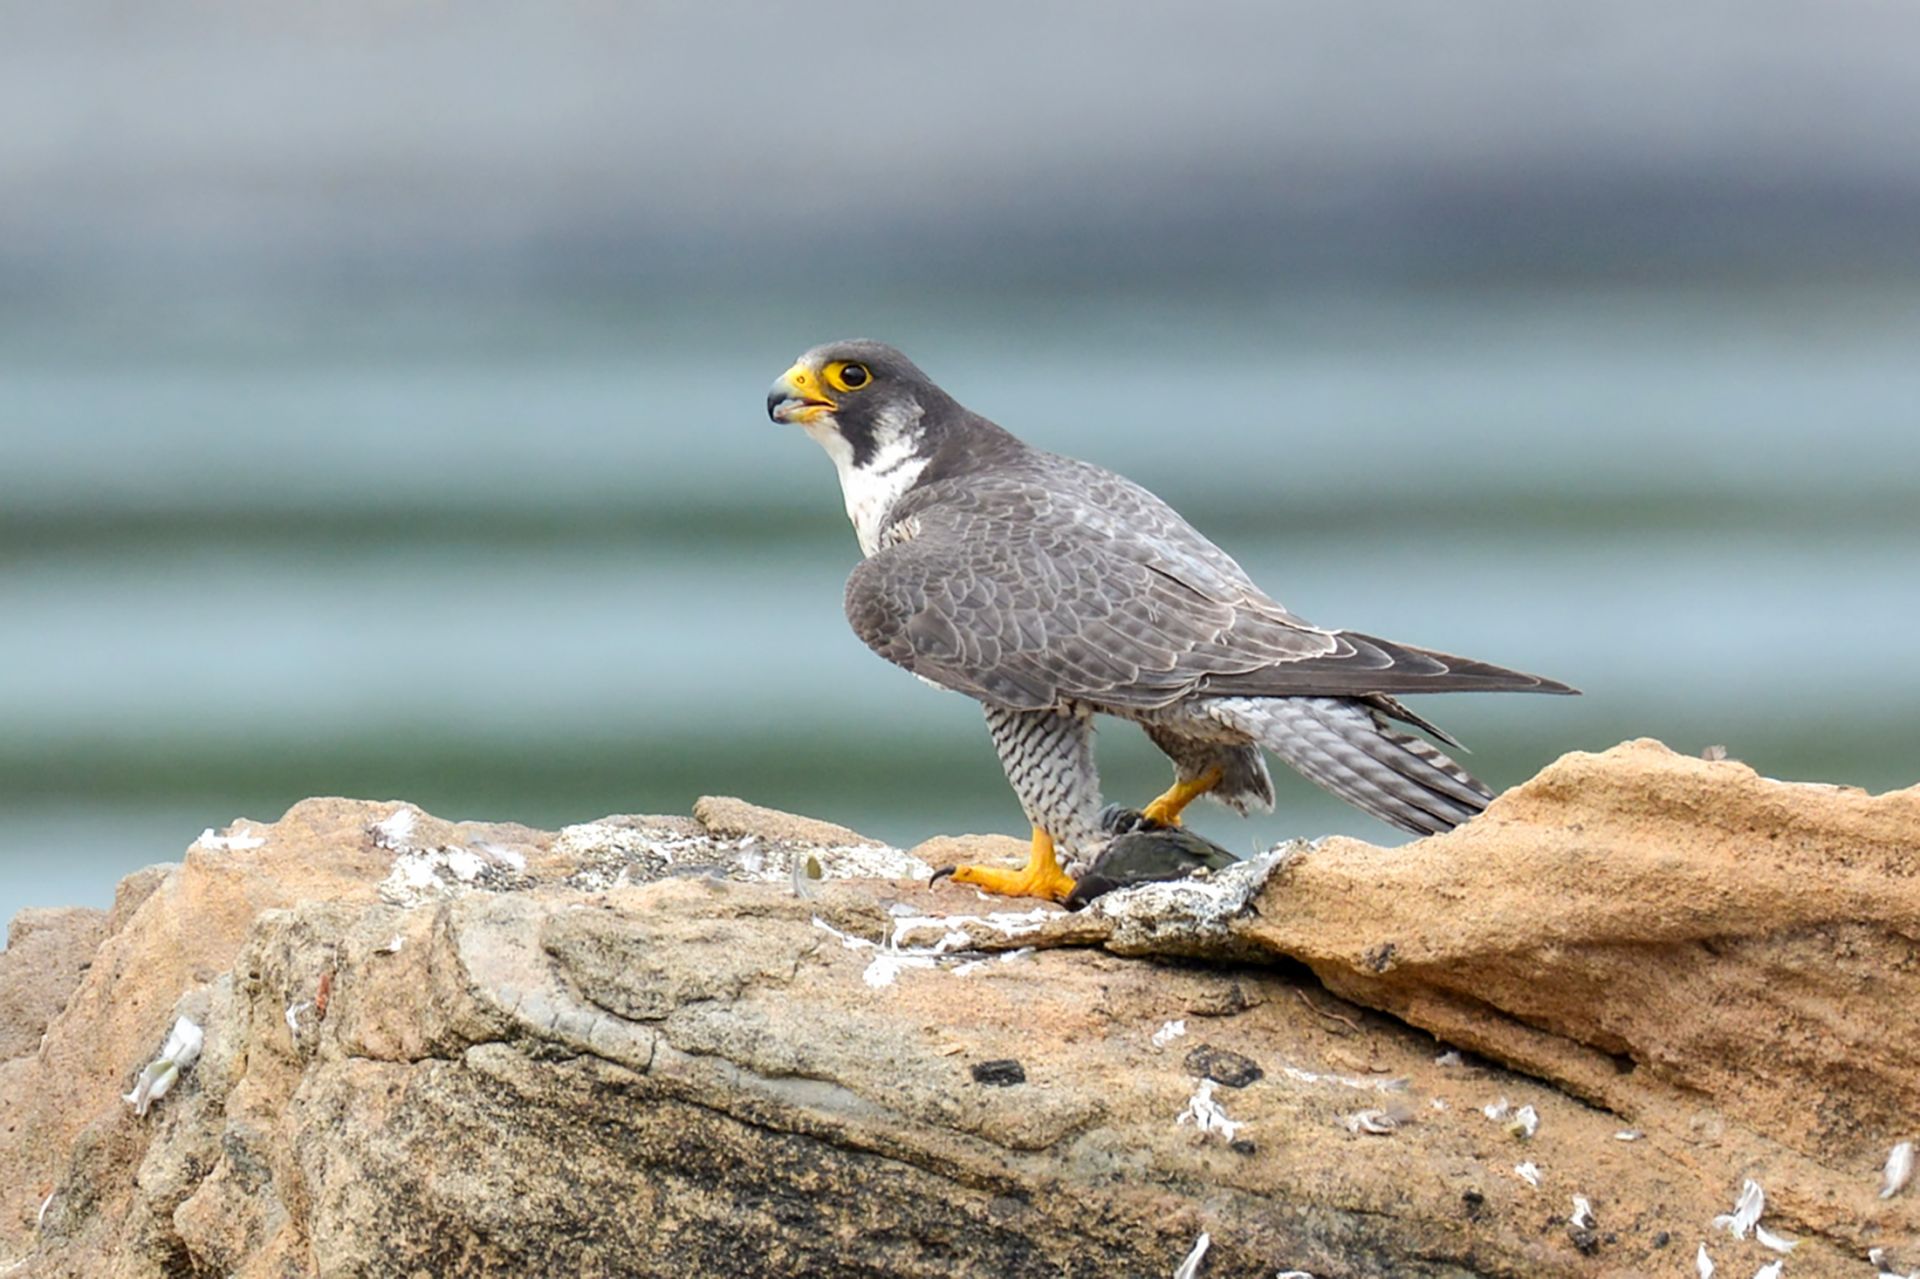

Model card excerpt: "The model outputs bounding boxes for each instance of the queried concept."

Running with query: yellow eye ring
[824,361,871,393]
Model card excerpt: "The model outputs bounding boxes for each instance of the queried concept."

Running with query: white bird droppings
[1343,1109,1399,1135]
[124,1016,204,1116]
[1171,1231,1209,1279]
[1883,1140,1914,1199]
[193,825,265,852]
[1177,1079,1244,1142]
[1280,1064,1407,1094]
[1870,1245,1920,1279]
[1711,1179,1765,1239]
[371,805,418,849]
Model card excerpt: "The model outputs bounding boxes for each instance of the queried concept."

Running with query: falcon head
[766,339,956,469]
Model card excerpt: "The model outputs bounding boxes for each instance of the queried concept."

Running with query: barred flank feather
[980,703,1104,866]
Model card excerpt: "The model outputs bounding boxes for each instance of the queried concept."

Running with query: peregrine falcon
[768,340,1574,902]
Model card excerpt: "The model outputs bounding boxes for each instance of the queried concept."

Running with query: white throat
[804,404,929,556]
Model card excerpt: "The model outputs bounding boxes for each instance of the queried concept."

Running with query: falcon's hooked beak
[767,363,836,425]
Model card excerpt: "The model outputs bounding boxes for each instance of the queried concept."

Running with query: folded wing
[844,473,1573,712]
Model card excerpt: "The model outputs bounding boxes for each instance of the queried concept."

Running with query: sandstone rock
[0,908,109,1061]
[693,794,882,848]
[1246,741,1920,1190]
[0,745,1913,1278]
[903,831,1031,872]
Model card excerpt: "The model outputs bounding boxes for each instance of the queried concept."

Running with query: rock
[969,1058,1027,1087]
[1246,741,1920,1211]
[693,794,881,848]
[0,744,1914,1277]
[0,907,109,1060]
[107,866,172,934]
[903,831,1030,873]
[1183,1043,1264,1089]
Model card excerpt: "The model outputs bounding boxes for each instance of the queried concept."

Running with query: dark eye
[840,363,870,389]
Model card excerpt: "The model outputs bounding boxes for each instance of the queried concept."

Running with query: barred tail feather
[1212,696,1494,836]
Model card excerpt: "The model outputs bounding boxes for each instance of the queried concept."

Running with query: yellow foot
[940,827,1076,902]
[1140,767,1224,826]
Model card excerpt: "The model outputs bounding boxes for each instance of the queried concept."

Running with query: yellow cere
[776,362,835,423]
[780,363,828,400]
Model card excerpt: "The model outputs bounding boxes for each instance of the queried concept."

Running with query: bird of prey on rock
[768,340,1574,902]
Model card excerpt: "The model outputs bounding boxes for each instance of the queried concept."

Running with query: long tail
[1212,696,1493,836]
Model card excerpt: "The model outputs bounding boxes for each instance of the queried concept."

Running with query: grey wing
[844,467,1569,713]
[844,506,1296,710]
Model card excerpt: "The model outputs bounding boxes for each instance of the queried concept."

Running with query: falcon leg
[1141,767,1224,826]
[953,704,1103,900]
[946,826,1076,902]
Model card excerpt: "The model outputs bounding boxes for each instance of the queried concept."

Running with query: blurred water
[4,283,1918,924]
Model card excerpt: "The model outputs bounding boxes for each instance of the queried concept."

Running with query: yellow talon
[1140,767,1224,826]
[946,827,1076,902]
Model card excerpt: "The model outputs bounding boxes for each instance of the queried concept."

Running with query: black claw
[928,865,958,886]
